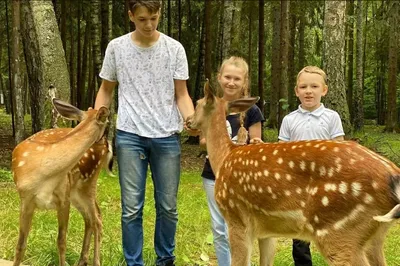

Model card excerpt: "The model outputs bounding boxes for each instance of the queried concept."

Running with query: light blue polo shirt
[278,104,345,141]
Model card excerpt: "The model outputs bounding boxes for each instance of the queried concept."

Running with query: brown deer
[12,99,112,266]
[186,81,400,266]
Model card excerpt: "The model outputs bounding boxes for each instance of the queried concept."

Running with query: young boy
[94,1,195,266]
[278,66,345,266]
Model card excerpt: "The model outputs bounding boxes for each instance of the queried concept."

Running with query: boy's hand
[250,137,264,144]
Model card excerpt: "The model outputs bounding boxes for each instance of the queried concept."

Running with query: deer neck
[205,102,234,177]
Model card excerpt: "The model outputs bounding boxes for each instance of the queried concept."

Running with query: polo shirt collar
[298,104,325,117]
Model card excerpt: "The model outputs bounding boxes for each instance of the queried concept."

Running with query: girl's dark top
[201,104,265,180]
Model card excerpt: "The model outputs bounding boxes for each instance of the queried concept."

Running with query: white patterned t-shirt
[99,32,189,138]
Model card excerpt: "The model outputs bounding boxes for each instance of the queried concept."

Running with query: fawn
[12,99,111,266]
[186,81,400,266]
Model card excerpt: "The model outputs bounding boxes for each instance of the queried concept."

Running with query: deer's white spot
[258,187,263,193]
[300,201,306,207]
[322,196,329,206]
[246,160,249,166]
[289,161,295,169]
[314,144,321,148]
[84,152,89,158]
[333,147,340,152]
[259,148,264,153]
[92,155,96,161]
[286,174,292,181]
[263,170,269,177]
[271,194,277,199]
[277,158,283,164]
[310,162,316,172]
[233,171,238,177]
[36,146,44,151]
[250,160,254,165]
[335,157,342,164]
[324,183,337,192]
[327,167,334,177]
[262,155,267,161]
[291,145,297,150]
[350,158,356,165]
[351,182,362,196]
[229,199,235,208]
[251,185,256,192]
[301,152,306,157]
[267,186,272,193]
[239,177,244,184]
[336,164,342,173]
[306,142,312,146]
[309,187,318,196]
[245,175,250,183]
[319,166,326,176]
[306,224,314,233]
[334,204,365,230]
[320,146,327,151]
[274,173,281,180]
[364,193,374,204]
[300,161,306,171]
[284,190,291,196]
[314,215,319,223]
[17,161,25,167]
[90,148,94,152]
[238,157,242,162]
[273,150,278,155]
[296,187,302,194]
[372,181,378,189]
[222,189,226,199]
[22,152,29,157]
[339,182,348,194]
[254,160,259,167]
[316,229,329,237]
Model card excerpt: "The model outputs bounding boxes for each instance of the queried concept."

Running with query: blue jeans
[202,178,231,266]
[116,130,181,266]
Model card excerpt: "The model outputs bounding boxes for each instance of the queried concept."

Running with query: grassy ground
[1,108,400,265]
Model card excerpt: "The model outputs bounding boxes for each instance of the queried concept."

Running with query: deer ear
[203,79,215,105]
[228,97,260,113]
[96,106,110,123]
[52,98,84,121]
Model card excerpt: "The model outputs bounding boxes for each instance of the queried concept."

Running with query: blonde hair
[219,56,249,145]
[296,66,327,86]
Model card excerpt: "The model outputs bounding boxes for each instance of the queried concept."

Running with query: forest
[0,0,399,145]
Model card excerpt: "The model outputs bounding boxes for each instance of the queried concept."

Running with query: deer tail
[373,175,400,223]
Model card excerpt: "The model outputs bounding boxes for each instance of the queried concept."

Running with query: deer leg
[227,222,253,266]
[92,201,102,266]
[315,238,371,266]
[365,225,390,266]
[77,215,92,266]
[258,237,276,266]
[13,200,35,266]
[56,202,71,266]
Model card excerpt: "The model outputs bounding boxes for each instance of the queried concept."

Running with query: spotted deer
[11,99,112,266]
[186,81,400,266]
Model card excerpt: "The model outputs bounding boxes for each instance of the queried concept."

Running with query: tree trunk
[80,7,91,110]
[77,0,82,109]
[101,0,110,57]
[204,0,211,80]
[222,0,233,59]
[258,0,265,116]
[323,0,351,134]
[267,1,281,129]
[288,3,297,111]
[353,0,364,131]
[69,3,76,108]
[385,1,399,132]
[346,0,354,121]
[60,0,66,54]
[194,19,205,102]
[12,0,25,144]
[278,0,289,128]
[91,0,102,102]
[20,0,70,133]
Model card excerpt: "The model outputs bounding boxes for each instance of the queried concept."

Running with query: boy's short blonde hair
[129,0,161,14]
[296,66,327,86]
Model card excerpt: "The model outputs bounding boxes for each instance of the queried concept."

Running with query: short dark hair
[129,0,161,14]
